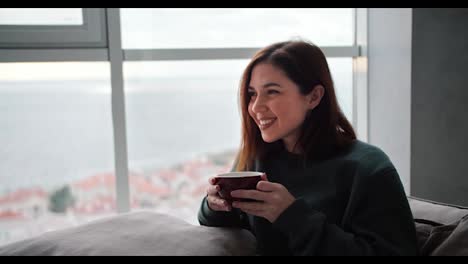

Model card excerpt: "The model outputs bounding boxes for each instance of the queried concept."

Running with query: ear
[306,84,325,110]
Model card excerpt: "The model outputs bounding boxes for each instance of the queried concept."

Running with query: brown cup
[214,171,263,204]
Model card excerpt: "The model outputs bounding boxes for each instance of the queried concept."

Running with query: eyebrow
[248,82,282,90]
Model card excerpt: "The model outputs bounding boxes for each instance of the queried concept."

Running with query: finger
[261,173,268,181]
[209,203,231,212]
[208,177,217,185]
[256,180,278,192]
[206,185,220,196]
[231,189,268,202]
[207,195,231,211]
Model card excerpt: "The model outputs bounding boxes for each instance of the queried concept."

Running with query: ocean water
[0,79,241,193]
[0,71,352,194]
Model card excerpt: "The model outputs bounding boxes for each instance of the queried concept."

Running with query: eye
[267,90,279,95]
[247,90,257,97]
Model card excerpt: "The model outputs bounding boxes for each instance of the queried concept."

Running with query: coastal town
[0,150,236,246]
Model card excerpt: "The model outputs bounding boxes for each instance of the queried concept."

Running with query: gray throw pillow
[431,215,468,256]
[0,211,257,256]
[409,197,468,256]
[415,220,457,256]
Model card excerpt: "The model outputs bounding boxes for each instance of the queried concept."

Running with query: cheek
[277,105,306,123]
[248,102,256,118]
[271,103,287,118]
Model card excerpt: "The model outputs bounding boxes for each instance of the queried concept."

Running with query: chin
[261,134,279,143]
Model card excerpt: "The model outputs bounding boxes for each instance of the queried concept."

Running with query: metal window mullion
[123,46,360,61]
[354,8,369,142]
[0,48,109,62]
[107,8,130,214]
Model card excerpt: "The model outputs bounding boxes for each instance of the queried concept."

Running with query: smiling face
[247,63,322,153]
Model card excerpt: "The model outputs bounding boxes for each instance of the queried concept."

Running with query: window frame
[0,8,107,48]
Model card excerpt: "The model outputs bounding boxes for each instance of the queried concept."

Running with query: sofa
[0,196,466,256]
[408,196,468,256]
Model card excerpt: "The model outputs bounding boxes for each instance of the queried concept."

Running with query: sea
[0,78,242,193]
[0,74,352,194]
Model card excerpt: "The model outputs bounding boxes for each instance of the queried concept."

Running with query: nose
[250,95,268,114]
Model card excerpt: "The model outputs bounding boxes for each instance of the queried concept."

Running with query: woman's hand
[205,177,232,212]
[230,174,295,223]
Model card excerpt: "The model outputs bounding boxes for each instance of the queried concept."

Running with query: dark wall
[411,8,468,206]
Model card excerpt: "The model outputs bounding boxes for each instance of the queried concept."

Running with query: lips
[258,118,277,130]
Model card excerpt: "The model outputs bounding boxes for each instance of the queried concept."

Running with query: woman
[198,40,419,256]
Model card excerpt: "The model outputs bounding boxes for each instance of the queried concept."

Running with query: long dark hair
[236,40,356,171]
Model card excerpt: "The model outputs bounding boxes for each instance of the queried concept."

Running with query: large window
[0,62,115,245]
[0,8,363,243]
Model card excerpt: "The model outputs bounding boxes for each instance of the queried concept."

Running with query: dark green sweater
[198,140,419,256]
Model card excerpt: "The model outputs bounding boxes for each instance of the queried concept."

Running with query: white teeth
[259,119,276,126]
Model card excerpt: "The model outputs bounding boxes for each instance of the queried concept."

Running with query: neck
[284,141,302,154]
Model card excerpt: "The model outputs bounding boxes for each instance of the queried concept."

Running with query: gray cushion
[408,197,468,256]
[430,215,468,256]
[0,211,256,256]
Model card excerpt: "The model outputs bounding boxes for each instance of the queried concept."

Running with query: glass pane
[121,8,353,49]
[124,58,352,224]
[329,58,353,122]
[0,62,115,246]
[0,8,83,25]
[125,60,244,224]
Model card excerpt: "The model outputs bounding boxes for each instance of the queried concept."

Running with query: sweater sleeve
[198,155,251,229]
[272,168,419,256]
[197,196,250,230]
